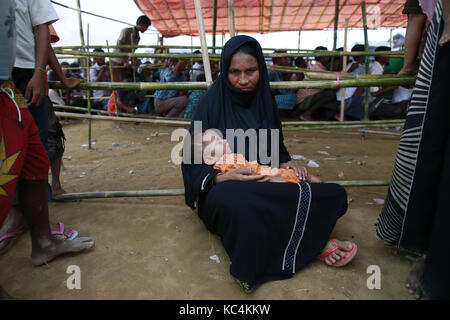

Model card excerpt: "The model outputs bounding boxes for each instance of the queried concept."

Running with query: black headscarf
[181,35,291,209]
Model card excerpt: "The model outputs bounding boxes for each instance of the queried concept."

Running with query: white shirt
[90,63,110,98]
[14,0,58,69]
[336,62,359,101]
[392,86,413,103]
[369,60,384,95]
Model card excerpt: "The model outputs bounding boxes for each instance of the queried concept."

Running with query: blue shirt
[154,66,185,100]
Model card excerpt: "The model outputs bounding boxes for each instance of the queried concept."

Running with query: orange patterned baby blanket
[213,153,300,183]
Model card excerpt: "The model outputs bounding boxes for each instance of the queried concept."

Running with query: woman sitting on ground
[181,35,357,293]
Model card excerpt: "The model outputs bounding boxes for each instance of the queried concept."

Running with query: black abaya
[182,35,349,288]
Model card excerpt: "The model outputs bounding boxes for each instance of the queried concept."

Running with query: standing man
[111,15,151,82]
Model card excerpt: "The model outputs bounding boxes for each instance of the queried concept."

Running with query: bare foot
[405,256,426,299]
[319,239,355,266]
[51,187,67,197]
[31,237,94,266]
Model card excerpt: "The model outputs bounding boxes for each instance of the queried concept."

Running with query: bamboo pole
[228,0,236,37]
[54,111,191,127]
[86,23,92,150]
[212,0,217,54]
[76,0,85,48]
[55,109,404,129]
[194,0,213,85]
[106,40,119,116]
[53,180,391,201]
[54,104,190,121]
[340,18,349,122]
[362,0,370,121]
[48,77,415,91]
[54,49,403,59]
[331,0,339,71]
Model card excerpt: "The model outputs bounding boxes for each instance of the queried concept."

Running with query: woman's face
[227,52,260,91]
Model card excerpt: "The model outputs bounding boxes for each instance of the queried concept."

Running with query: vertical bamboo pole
[361,0,370,121]
[106,40,119,116]
[76,0,85,48]
[340,18,349,122]
[131,32,137,83]
[298,30,301,51]
[194,0,213,85]
[390,28,393,49]
[212,0,217,54]
[331,0,339,71]
[228,0,236,38]
[86,24,92,149]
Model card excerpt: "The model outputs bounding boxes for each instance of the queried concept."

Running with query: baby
[194,129,321,183]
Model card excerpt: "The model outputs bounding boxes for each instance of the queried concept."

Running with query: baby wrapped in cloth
[213,153,301,183]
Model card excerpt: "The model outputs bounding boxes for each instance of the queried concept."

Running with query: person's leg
[18,178,94,266]
[166,95,188,118]
[153,98,172,115]
[50,158,65,196]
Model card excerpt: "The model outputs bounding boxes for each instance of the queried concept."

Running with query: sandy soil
[0,119,416,300]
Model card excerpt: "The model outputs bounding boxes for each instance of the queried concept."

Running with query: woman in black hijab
[181,35,355,293]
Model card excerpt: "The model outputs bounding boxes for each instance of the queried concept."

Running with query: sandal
[318,238,357,267]
[51,222,78,240]
[0,227,26,255]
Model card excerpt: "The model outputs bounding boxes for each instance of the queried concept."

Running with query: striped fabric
[282,182,311,273]
[375,0,443,248]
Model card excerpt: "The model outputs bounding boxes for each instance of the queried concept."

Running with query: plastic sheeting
[134,0,407,37]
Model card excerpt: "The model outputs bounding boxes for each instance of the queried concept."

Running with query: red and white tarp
[134,0,407,37]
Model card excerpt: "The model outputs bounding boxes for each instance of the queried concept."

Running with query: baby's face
[202,129,232,165]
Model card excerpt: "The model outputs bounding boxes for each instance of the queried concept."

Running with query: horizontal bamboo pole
[54,44,396,54]
[53,180,389,201]
[54,104,190,122]
[283,119,403,126]
[55,111,190,126]
[49,77,415,91]
[54,49,404,59]
[283,124,403,131]
[56,110,404,130]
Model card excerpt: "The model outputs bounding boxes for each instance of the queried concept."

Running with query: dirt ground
[0,119,416,300]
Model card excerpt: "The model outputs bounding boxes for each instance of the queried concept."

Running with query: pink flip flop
[0,227,26,255]
[51,222,78,241]
[318,238,358,267]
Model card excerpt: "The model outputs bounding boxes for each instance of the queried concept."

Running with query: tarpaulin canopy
[134,0,407,37]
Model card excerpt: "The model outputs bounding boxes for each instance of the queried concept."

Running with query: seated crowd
[49,43,411,121]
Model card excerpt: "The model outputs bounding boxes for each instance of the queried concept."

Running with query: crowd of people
[1,0,449,300]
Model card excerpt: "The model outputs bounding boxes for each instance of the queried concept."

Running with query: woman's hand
[257,175,287,183]
[280,160,310,181]
[214,168,265,184]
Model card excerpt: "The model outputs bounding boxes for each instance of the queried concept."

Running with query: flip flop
[318,238,358,267]
[51,222,78,241]
[0,227,26,256]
